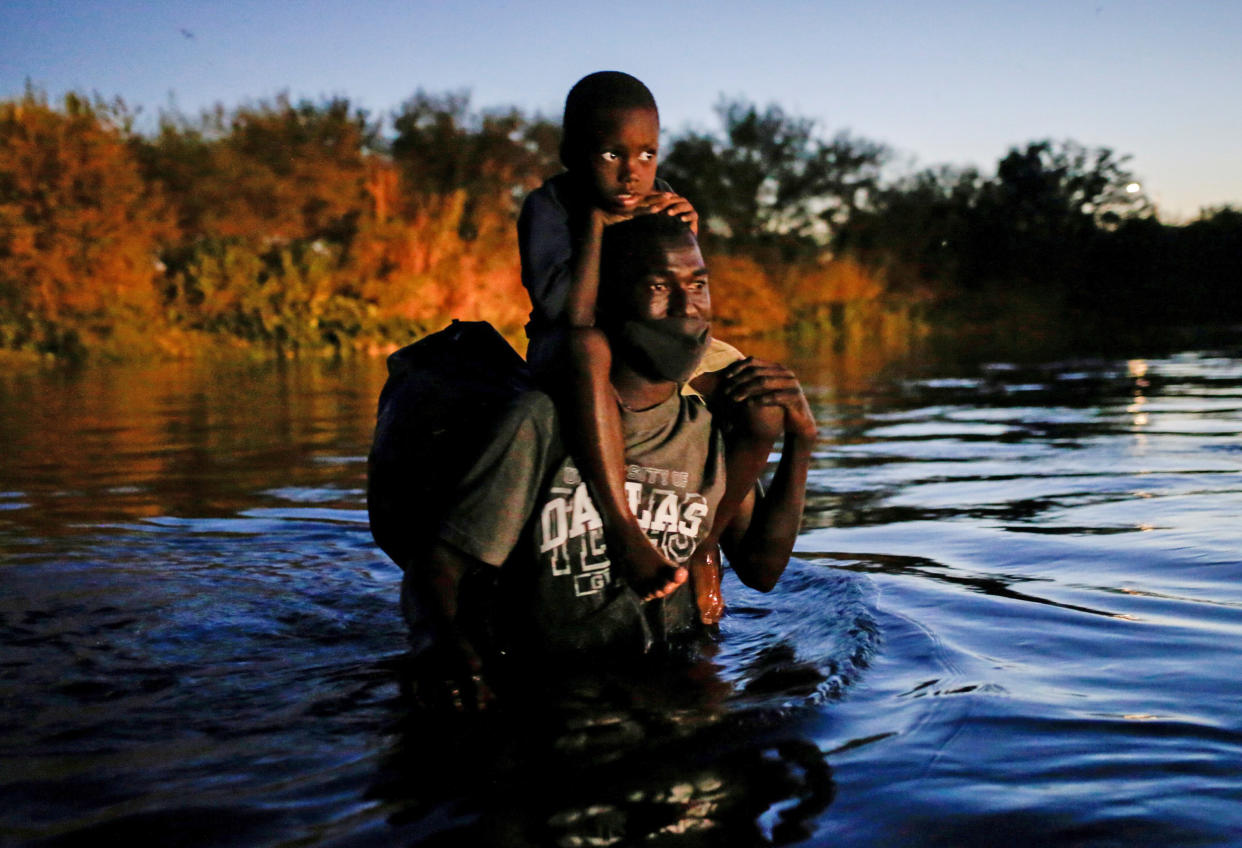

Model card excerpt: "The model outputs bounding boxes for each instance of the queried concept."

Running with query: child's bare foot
[688,544,724,625]
[609,526,687,601]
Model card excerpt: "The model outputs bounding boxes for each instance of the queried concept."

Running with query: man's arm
[686,363,785,623]
[402,541,494,712]
[716,360,817,592]
[405,393,554,711]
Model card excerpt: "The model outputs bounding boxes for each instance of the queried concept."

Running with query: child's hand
[720,357,818,444]
[592,193,699,234]
[639,192,699,235]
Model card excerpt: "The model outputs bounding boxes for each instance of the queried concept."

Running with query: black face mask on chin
[616,318,711,384]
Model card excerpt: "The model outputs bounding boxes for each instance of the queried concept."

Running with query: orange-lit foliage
[7,85,1236,361]
[0,92,173,347]
[706,252,889,337]
[143,95,372,243]
[144,94,546,352]
[705,254,789,336]
[773,255,886,322]
[351,188,528,341]
[390,91,557,227]
[0,89,904,360]
[365,157,398,224]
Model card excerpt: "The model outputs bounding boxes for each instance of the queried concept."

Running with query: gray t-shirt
[439,387,725,655]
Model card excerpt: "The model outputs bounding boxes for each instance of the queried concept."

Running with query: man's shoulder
[498,388,559,435]
[680,393,722,447]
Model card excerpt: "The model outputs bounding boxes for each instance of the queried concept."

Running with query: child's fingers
[639,192,677,213]
[637,193,699,233]
[660,198,694,216]
[643,192,696,215]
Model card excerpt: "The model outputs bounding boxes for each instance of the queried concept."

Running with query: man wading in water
[372,214,817,710]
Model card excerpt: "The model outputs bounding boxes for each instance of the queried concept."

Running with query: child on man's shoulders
[518,71,784,626]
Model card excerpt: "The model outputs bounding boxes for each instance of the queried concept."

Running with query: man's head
[561,71,660,214]
[598,214,712,383]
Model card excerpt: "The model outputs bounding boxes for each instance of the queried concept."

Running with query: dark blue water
[2,341,1242,846]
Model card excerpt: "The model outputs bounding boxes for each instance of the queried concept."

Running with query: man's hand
[408,545,496,713]
[716,359,816,594]
[719,357,818,443]
[413,635,495,713]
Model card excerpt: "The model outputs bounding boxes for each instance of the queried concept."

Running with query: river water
[3,332,1242,846]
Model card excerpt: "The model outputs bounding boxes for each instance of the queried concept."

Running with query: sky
[2,0,1239,221]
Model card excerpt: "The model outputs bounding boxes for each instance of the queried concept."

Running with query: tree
[965,140,1151,290]
[137,94,378,243]
[840,139,1155,300]
[834,164,983,294]
[0,91,173,350]
[990,140,1150,230]
[390,91,558,234]
[1169,206,1242,321]
[660,98,888,255]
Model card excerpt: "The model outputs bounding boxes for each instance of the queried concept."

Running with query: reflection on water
[4,337,1242,845]
[374,658,837,846]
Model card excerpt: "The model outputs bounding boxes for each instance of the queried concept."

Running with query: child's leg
[566,327,687,598]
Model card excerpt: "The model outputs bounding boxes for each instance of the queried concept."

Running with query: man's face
[585,107,660,214]
[604,230,712,384]
[621,234,712,330]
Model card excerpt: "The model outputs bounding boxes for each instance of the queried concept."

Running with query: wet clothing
[439,387,726,657]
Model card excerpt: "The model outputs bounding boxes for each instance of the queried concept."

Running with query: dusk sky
[2,0,1238,221]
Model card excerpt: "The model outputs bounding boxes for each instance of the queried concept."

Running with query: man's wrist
[786,428,817,452]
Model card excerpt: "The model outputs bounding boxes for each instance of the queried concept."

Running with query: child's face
[583,107,660,214]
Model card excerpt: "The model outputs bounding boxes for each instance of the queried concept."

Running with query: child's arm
[518,184,576,329]
[565,208,610,326]
[517,182,696,328]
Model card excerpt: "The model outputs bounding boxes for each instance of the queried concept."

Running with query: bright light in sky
[1126,183,1142,194]
[2,0,1239,221]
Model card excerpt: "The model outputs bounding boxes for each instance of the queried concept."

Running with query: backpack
[367,320,534,570]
